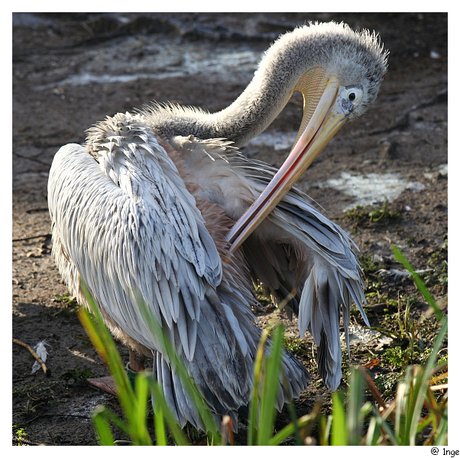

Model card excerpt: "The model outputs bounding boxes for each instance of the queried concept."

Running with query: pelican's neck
[206,67,295,147]
[149,30,310,147]
[146,22,387,147]
[207,75,294,146]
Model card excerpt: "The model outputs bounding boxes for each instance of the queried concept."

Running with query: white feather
[32,341,49,374]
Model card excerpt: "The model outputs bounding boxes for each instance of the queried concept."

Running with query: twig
[429,384,448,392]
[13,338,49,376]
[362,368,395,425]
[428,370,448,386]
[13,233,51,242]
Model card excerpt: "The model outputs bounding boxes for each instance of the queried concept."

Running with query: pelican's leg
[88,349,146,395]
[129,349,146,372]
[126,349,146,386]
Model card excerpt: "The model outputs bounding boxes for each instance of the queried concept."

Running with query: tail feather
[150,284,311,432]
[151,336,310,431]
[317,329,341,390]
[298,255,365,390]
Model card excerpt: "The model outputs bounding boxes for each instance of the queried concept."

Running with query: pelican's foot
[87,375,118,396]
[88,365,140,394]
[88,350,146,395]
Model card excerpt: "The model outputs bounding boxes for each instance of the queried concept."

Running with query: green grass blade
[258,325,284,445]
[153,395,167,445]
[331,391,347,445]
[78,280,136,408]
[78,281,154,443]
[285,401,302,445]
[408,319,447,444]
[318,413,332,445]
[392,245,444,321]
[391,318,447,444]
[347,367,364,445]
[268,412,316,445]
[92,406,117,445]
[247,328,269,445]
[393,368,409,442]
[133,373,153,445]
[149,380,190,445]
[79,280,154,444]
[370,404,399,445]
[135,297,220,440]
[364,417,379,445]
[434,410,448,446]
[148,375,168,445]
[391,246,448,444]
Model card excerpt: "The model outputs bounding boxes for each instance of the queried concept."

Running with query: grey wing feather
[273,198,368,391]
[235,157,367,391]
[48,140,222,363]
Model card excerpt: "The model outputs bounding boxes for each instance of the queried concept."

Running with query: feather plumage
[48,20,387,430]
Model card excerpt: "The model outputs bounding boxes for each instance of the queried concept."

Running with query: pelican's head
[290,21,388,121]
[226,21,388,252]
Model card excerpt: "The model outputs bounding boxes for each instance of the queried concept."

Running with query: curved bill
[225,75,347,254]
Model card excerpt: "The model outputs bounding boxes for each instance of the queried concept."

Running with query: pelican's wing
[272,194,367,390]
[48,126,311,429]
[236,158,367,390]
[48,133,222,363]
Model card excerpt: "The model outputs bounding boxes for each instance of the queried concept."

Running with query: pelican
[48,21,388,430]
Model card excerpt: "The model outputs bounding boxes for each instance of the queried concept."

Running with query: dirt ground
[12,13,447,445]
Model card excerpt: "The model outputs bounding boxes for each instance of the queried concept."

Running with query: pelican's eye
[343,86,363,105]
[338,85,364,116]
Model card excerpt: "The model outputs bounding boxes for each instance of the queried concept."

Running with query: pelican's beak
[226,74,346,253]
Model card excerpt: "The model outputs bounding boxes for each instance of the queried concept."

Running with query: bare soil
[12,13,447,445]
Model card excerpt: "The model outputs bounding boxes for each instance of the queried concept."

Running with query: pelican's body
[48,22,387,430]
